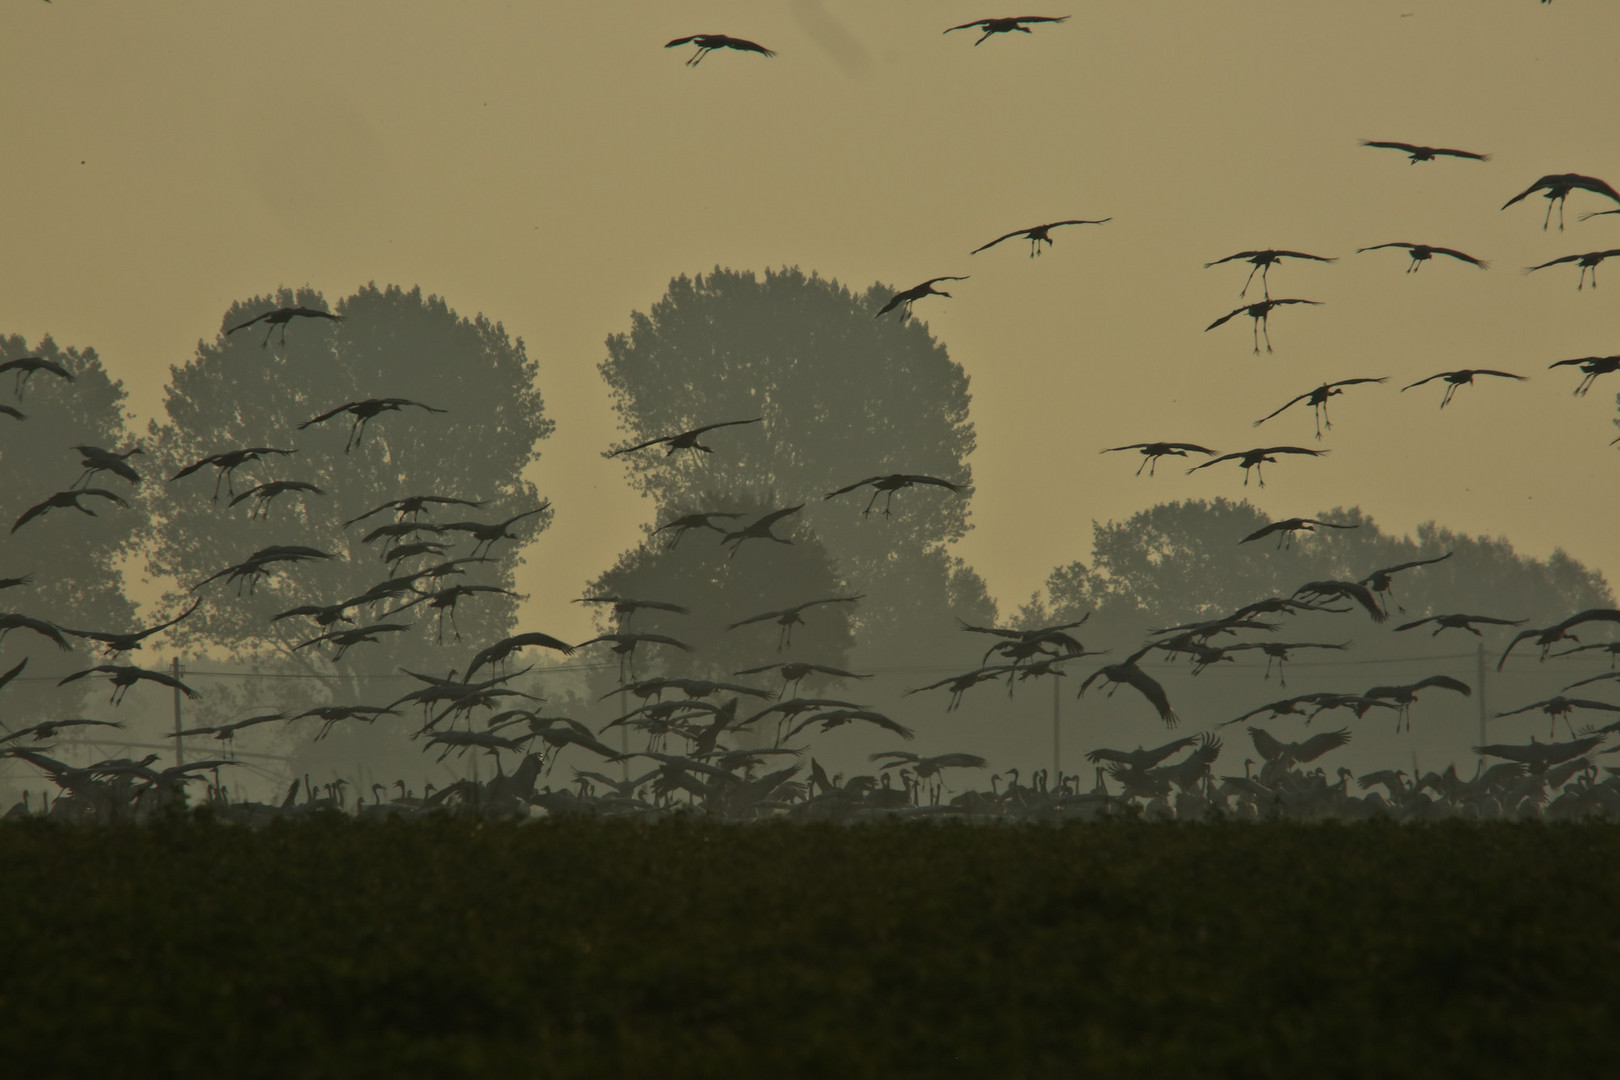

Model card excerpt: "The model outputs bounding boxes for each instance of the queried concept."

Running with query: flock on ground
[5,8,1620,824]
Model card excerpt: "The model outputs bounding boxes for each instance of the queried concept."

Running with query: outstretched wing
[970,228,1028,254]
[1252,390,1313,426]
[299,403,355,429]
[825,476,883,499]
[1429,246,1488,268]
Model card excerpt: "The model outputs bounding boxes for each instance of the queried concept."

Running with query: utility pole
[171,657,185,768]
[1476,642,1488,749]
[1052,674,1061,784]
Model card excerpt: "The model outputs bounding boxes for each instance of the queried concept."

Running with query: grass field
[2,814,1616,1078]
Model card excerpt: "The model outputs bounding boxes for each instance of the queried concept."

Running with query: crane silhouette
[1253,378,1386,439]
[906,666,1011,712]
[0,612,72,650]
[0,403,22,421]
[228,480,325,519]
[608,418,761,458]
[66,598,202,658]
[1394,613,1527,637]
[11,488,129,533]
[1524,249,1620,290]
[874,277,967,321]
[1498,609,1620,671]
[191,545,335,594]
[1204,298,1321,353]
[439,504,550,558]
[664,34,776,65]
[1356,242,1488,273]
[1548,355,1620,396]
[1473,735,1608,775]
[463,631,576,683]
[342,494,485,526]
[1357,551,1453,614]
[824,474,964,516]
[575,595,690,628]
[720,504,804,559]
[971,218,1109,257]
[0,718,124,744]
[299,398,447,452]
[1078,646,1178,727]
[1100,442,1215,477]
[71,445,142,488]
[171,446,297,501]
[225,306,343,348]
[1240,518,1359,550]
[1203,249,1335,300]
[1502,173,1620,230]
[943,16,1069,45]
[1293,579,1388,622]
[58,663,201,705]
[734,661,872,699]
[0,356,73,400]
[652,510,746,548]
[295,623,411,662]
[1495,696,1620,739]
[727,595,864,650]
[1186,445,1326,487]
[1359,140,1489,164]
[1400,369,1525,408]
[1358,675,1471,732]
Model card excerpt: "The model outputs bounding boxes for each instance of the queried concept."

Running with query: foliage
[0,334,146,719]
[596,267,993,666]
[2,816,1618,1077]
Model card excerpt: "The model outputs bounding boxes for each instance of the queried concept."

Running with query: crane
[1186,445,1327,488]
[1204,298,1321,353]
[734,661,872,699]
[1357,552,1453,614]
[824,473,964,516]
[1359,675,1472,731]
[58,663,201,705]
[1400,369,1525,408]
[70,445,142,488]
[1077,646,1178,727]
[0,356,73,400]
[1494,696,1620,739]
[719,504,804,559]
[299,398,447,452]
[294,623,411,662]
[227,480,325,519]
[874,277,968,321]
[943,16,1069,45]
[652,510,746,548]
[11,488,129,533]
[190,545,335,595]
[1240,518,1359,550]
[225,306,343,348]
[1252,378,1386,439]
[1498,609,1620,671]
[1203,249,1335,300]
[727,595,864,650]
[607,417,762,458]
[1548,355,1620,396]
[1359,139,1489,164]
[438,504,550,557]
[970,218,1109,257]
[342,494,486,527]
[664,34,776,65]
[1100,441,1216,477]
[1356,242,1488,273]
[170,446,297,501]
[463,631,576,683]
[65,598,202,658]
[1524,249,1620,290]
[1501,173,1620,231]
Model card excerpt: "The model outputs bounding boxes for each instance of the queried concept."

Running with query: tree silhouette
[0,334,147,723]
[597,267,993,667]
[145,284,553,696]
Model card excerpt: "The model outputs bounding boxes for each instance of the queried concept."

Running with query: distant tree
[597,267,994,666]
[145,285,553,702]
[0,334,147,724]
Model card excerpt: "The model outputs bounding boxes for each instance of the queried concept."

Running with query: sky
[3,0,1618,646]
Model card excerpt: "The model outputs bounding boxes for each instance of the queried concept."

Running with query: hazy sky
[4,0,1618,642]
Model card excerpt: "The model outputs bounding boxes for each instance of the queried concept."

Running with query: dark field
[2,816,1617,1078]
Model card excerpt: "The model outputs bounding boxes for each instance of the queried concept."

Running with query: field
[2,815,1617,1078]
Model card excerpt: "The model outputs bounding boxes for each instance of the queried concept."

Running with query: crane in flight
[1359,140,1489,164]
[1395,613,1526,637]
[71,445,142,488]
[1293,579,1388,622]
[720,504,803,559]
[575,595,690,629]
[652,510,746,548]
[1356,242,1488,273]
[294,623,411,662]
[943,16,1069,45]
[1252,378,1386,439]
[1204,298,1321,353]
[0,403,21,421]
[970,218,1109,257]
[728,595,863,651]
[1524,249,1620,290]
[824,473,964,516]
[1101,441,1215,477]
[343,494,485,527]
[573,632,693,680]
[225,306,343,348]
[11,488,128,533]
[0,717,124,744]
[1078,646,1178,727]
[170,446,296,501]
[1357,551,1453,614]
[1474,735,1607,775]
[1186,445,1326,488]
[1203,249,1335,300]
[905,666,1011,712]
[734,661,872,699]
[1548,355,1620,396]
[1498,609,1620,671]
[785,708,913,742]
[299,398,447,452]
[607,418,762,458]
[0,356,73,400]
[664,34,775,65]
[1240,518,1359,550]
[228,480,325,519]
[0,612,72,650]
[1400,368,1525,408]
[58,663,201,705]
[463,630,576,683]
[874,277,967,321]
[66,598,202,658]
[191,545,334,595]
[1494,696,1620,739]
[439,504,550,557]
[1358,675,1471,732]
[1501,173,1620,231]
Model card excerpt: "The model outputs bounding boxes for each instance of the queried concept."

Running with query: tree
[0,334,147,726]
[144,285,553,729]
[597,267,993,667]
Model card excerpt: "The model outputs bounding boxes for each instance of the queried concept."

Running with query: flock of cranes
[5,10,1620,825]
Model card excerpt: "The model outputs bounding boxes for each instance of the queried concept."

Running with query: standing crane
[970,218,1109,257]
[1204,298,1321,353]
[1501,173,1620,231]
